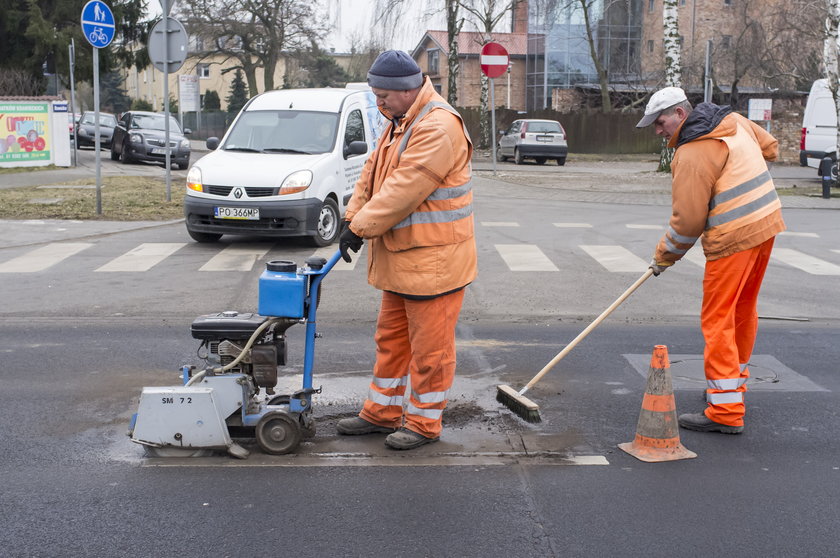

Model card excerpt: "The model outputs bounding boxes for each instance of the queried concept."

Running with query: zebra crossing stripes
[780,231,820,238]
[625,224,664,230]
[495,244,558,271]
[579,245,648,272]
[0,243,92,273]
[554,222,592,228]
[771,248,840,275]
[96,243,186,272]
[199,245,271,272]
[481,222,519,227]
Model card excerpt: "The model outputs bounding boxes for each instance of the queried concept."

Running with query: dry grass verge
[0,176,184,220]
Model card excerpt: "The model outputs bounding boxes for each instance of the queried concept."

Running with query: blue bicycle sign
[81,0,115,48]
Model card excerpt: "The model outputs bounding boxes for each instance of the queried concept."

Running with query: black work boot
[678,412,744,434]
[384,427,439,450]
[336,416,397,436]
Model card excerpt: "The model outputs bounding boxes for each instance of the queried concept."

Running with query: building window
[648,0,655,12]
[721,35,731,49]
[724,0,732,5]
[197,64,210,79]
[680,0,686,5]
[647,40,654,53]
[678,35,684,46]
[427,49,440,75]
[433,83,442,95]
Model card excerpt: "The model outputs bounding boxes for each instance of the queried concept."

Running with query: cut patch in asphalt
[133,375,609,467]
[622,354,828,392]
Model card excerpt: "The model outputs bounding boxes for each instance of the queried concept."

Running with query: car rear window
[528,122,563,133]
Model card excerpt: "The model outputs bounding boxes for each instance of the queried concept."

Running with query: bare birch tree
[825,0,840,178]
[659,0,680,171]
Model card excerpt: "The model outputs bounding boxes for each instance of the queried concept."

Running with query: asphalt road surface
[1,156,839,556]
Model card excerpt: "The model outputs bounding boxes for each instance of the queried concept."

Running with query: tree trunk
[579,0,611,113]
[479,73,489,149]
[825,0,840,184]
[659,0,681,172]
[446,0,461,105]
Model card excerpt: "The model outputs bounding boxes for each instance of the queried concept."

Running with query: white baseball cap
[636,86,688,128]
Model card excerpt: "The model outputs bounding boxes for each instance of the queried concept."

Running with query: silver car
[497,119,568,166]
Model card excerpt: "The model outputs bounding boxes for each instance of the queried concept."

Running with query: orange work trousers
[359,288,465,438]
[701,237,775,426]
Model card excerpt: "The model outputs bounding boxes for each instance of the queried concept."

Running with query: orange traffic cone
[618,345,697,462]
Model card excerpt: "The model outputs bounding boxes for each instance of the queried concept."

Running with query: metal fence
[181,107,661,155]
[457,108,662,154]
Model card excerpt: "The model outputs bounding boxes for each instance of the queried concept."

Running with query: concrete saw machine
[128,250,341,459]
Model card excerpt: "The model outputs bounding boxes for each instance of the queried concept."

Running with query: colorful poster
[0,103,51,162]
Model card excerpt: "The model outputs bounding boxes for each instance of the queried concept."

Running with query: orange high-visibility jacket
[345,78,477,296]
[655,105,786,264]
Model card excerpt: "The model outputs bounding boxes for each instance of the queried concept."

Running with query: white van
[184,87,385,245]
[799,78,838,177]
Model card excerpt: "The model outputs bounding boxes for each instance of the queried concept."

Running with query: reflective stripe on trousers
[359,289,465,437]
[701,237,775,426]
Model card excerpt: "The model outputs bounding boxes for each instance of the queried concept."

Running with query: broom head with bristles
[496,384,542,423]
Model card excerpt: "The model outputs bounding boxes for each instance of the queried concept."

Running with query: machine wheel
[268,395,316,438]
[496,146,507,162]
[255,411,301,455]
[187,228,222,243]
[514,149,524,165]
[310,198,340,247]
[144,446,214,458]
[557,157,566,166]
[535,157,546,165]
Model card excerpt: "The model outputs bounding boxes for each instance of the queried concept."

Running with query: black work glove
[649,258,673,276]
[339,223,363,263]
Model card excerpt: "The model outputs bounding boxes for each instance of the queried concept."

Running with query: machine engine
[190,311,298,393]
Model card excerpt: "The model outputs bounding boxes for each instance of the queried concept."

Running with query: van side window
[344,109,365,145]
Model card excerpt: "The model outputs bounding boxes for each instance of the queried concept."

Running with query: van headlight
[186,166,203,192]
[279,170,312,195]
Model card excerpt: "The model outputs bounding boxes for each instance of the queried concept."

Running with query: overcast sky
[148,0,447,53]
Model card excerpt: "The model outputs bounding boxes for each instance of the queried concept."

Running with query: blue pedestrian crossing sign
[81,0,115,48]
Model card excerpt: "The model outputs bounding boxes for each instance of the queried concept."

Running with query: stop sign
[480,42,509,78]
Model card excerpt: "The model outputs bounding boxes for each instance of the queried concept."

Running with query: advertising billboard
[0,103,51,163]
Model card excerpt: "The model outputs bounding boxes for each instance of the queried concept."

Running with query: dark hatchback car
[110,111,191,169]
[75,111,117,149]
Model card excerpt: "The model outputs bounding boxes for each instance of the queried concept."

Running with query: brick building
[411,30,527,110]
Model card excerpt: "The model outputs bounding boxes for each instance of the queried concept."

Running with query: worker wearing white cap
[637,87,786,434]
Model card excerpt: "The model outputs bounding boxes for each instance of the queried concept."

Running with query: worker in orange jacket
[336,50,477,450]
[637,87,785,434]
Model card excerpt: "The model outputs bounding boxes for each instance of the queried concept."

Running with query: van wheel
[514,149,524,165]
[310,198,340,247]
[187,228,222,243]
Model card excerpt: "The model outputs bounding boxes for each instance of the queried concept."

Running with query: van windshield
[223,110,339,154]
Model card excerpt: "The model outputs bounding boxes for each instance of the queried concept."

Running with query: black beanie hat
[367,50,423,90]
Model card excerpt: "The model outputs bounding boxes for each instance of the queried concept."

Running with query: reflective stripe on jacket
[345,78,477,296]
[655,108,785,263]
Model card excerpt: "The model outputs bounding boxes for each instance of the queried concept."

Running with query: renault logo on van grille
[234,188,243,199]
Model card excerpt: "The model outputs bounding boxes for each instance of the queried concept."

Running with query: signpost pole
[94,47,102,214]
[69,39,78,167]
[163,0,171,202]
[490,78,497,175]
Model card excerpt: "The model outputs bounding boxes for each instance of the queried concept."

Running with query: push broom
[497,268,654,423]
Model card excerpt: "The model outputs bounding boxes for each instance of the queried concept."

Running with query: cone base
[618,441,698,463]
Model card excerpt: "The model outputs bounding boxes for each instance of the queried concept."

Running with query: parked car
[183,86,384,245]
[110,111,191,169]
[68,113,81,141]
[497,119,568,165]
[74,111,117,149]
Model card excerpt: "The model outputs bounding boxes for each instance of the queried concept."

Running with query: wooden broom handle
[521,269,654,394]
